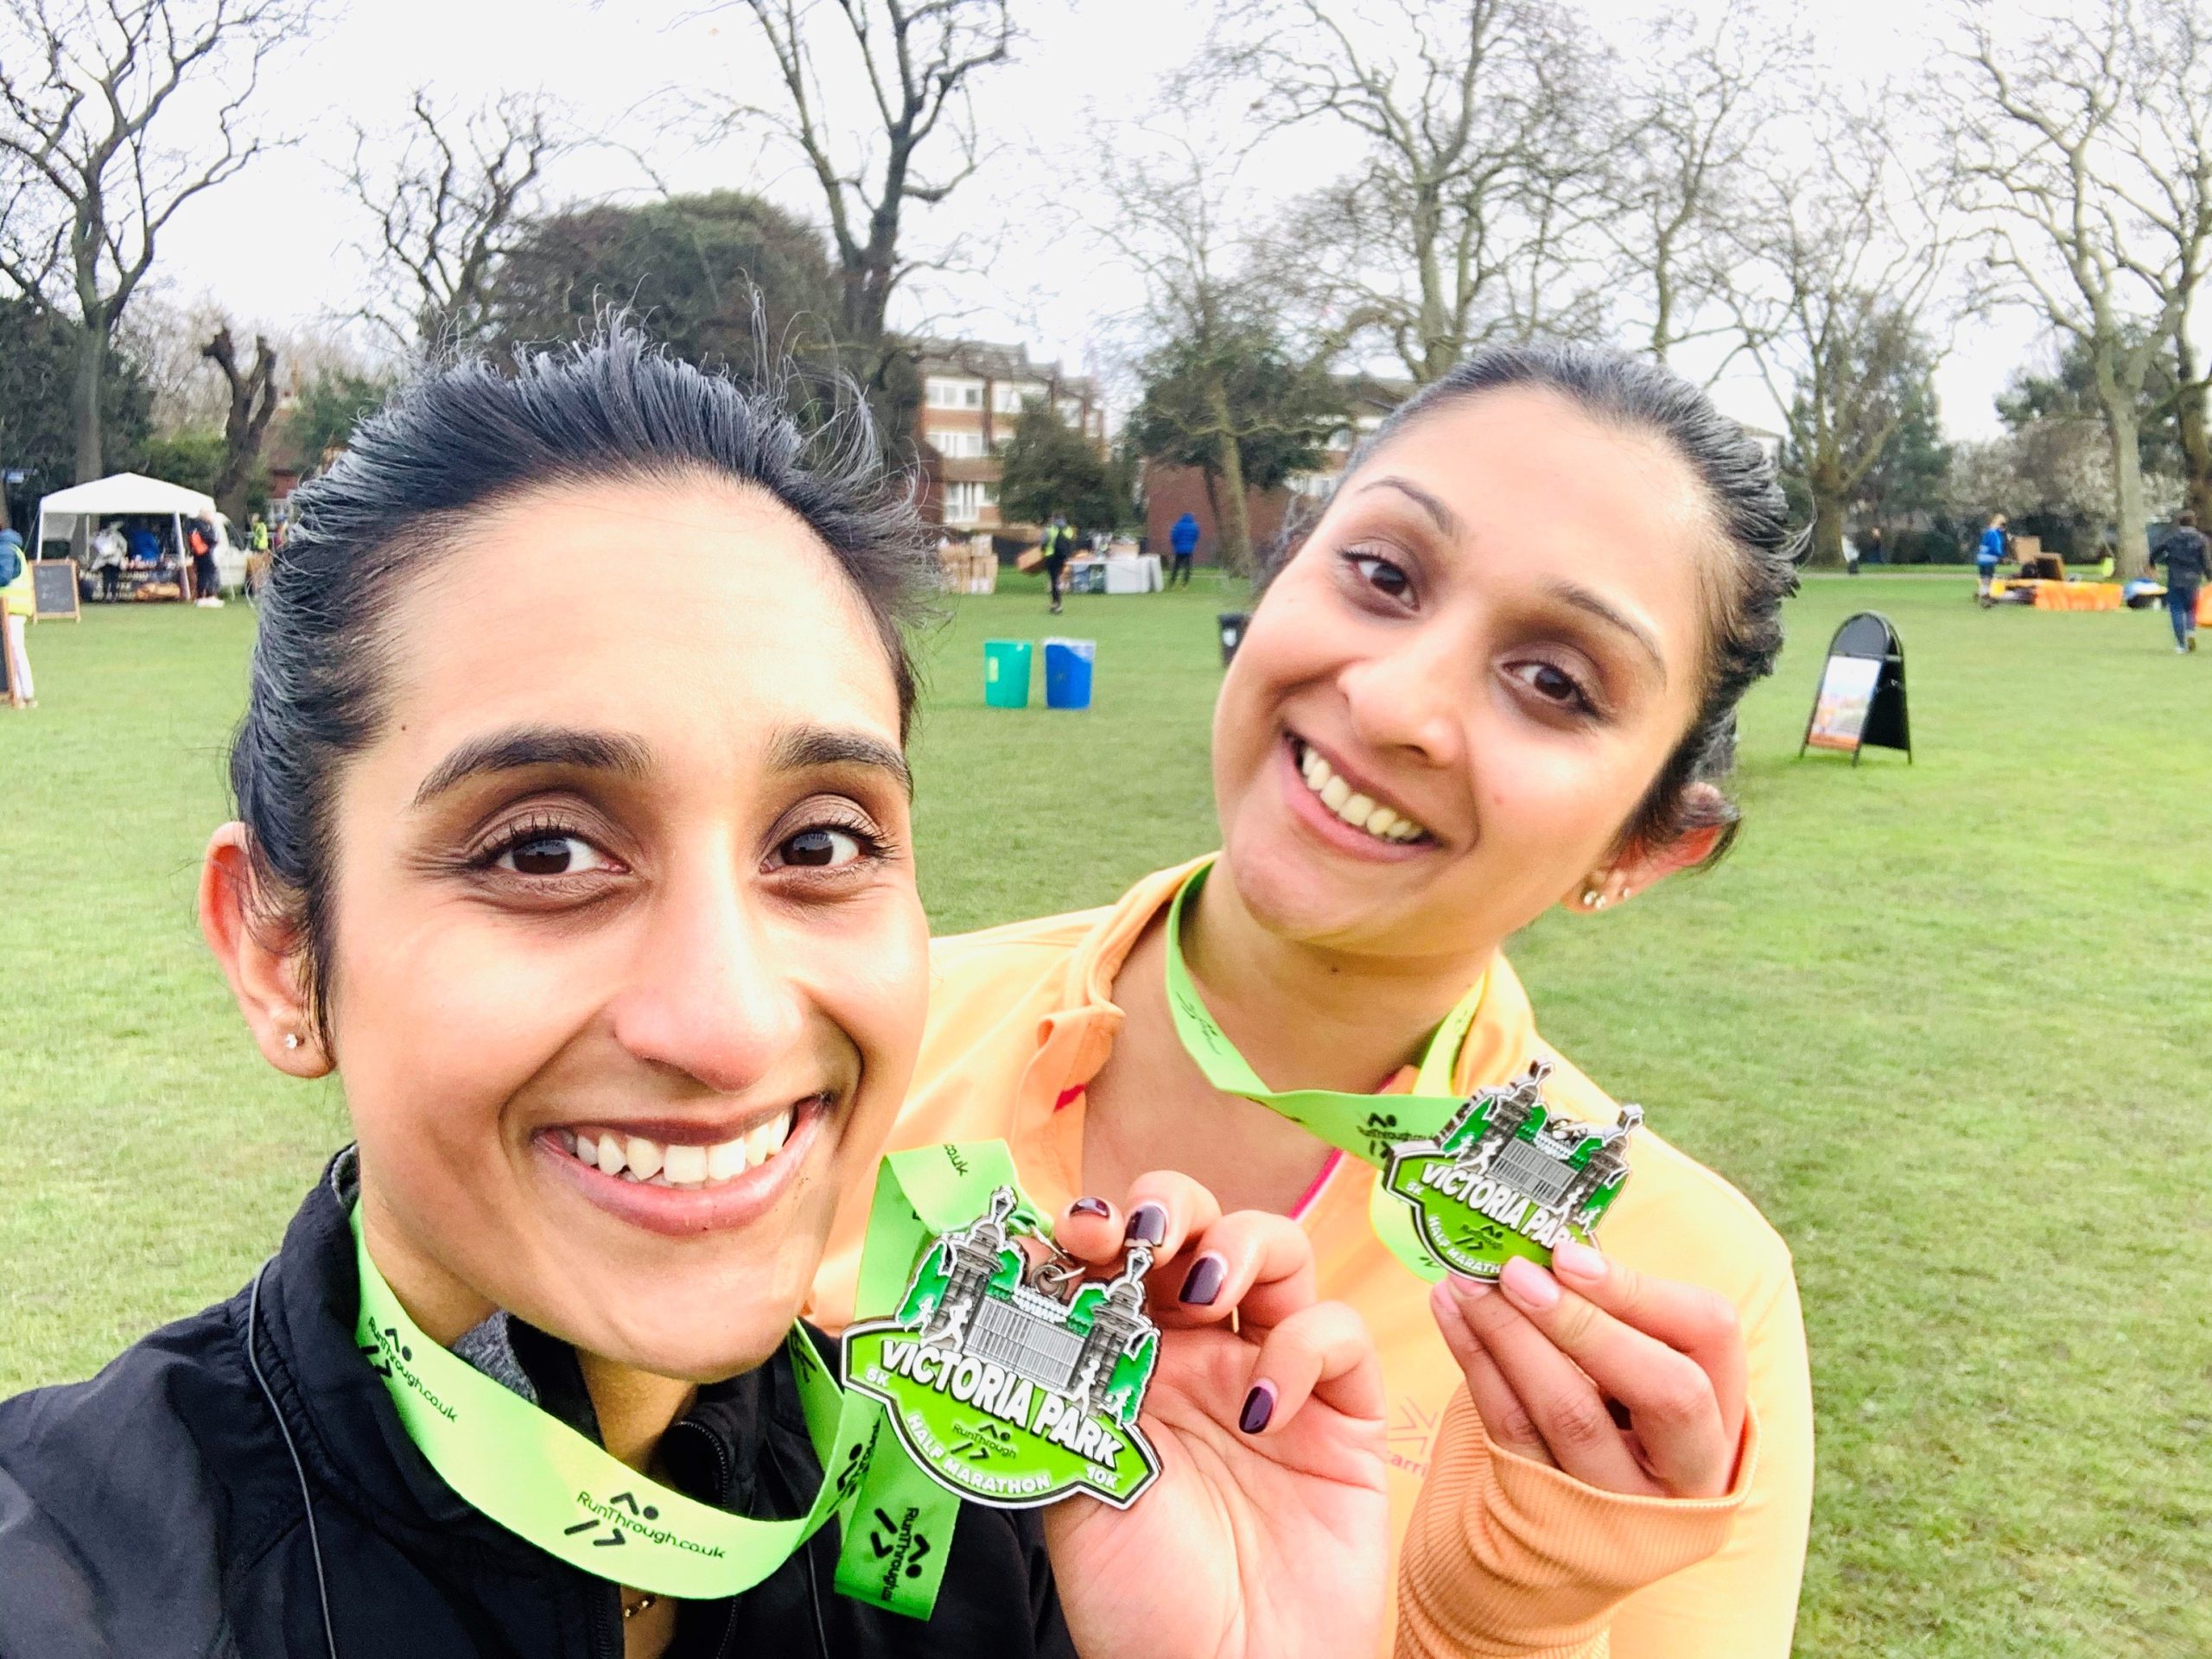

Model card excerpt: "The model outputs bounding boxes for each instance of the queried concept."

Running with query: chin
[570,1291,810,1386]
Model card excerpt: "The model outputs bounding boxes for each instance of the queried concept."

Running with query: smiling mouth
[552,1097,820,1191]
[1289,737,1433,844]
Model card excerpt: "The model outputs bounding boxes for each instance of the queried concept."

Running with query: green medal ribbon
[1163,860,1483,1280]
[351,1205,879,1603]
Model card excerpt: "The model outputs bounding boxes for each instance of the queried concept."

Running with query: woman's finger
[1056,1170,1224,1269]
[1495,1256,1732,1496]
[1448,1268,1654,1492]
[1156,1209,1316,1332]
[1238,1300,1383,1434]
[1550,1241,1749,1434]
[1428,1278,1557,1469]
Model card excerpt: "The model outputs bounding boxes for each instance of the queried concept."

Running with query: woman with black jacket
[0,330,1389,1659]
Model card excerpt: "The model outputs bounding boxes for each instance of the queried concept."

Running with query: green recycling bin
[983,639,1033,708]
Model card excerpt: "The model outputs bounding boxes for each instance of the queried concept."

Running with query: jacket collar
[247,1151,804,1567]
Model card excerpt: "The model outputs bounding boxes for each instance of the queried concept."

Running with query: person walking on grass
[1169,511,1199,588]
[1977,512,2006,606]
[2152,509,2208,653]
[1044,510,1071,614]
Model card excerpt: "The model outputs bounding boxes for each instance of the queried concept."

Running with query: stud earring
[1580,887,1602,908]
[283,1032,301,1052]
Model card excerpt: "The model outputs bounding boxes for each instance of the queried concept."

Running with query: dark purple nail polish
[1125,1203,1167,1246]
[1239,1382,1275,1435]
[1179,1252,1226,1306]
[1070,1197,1111,1218]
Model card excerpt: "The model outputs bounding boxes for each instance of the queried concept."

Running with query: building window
[926,376,983,409]
[927,429,988,459]
[1056,397,1083,423]
[995,380,1045,414]
[944,480,996,524]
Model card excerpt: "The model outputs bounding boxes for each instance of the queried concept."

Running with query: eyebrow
[1357,475,1464,541]
[411,726,654,807]
[766,723,913,798]
[1541,579,1668,678]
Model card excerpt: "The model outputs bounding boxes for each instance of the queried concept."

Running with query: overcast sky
[152,0,2051,439]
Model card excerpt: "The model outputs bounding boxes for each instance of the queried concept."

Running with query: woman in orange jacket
[813,342,1815,1656]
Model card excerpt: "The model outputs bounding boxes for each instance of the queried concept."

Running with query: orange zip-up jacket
[809,861,1814,1657]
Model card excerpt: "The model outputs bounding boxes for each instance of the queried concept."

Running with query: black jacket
[0,1154,1072,1658]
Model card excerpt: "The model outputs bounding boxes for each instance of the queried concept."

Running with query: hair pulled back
[1262,340,1801,863]
[230,323,935,1038]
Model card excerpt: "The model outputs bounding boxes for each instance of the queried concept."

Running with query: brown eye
[1508,661,1594,712]
[777,826,863,869]
[494,834,613,876]
[1349,553,1412,601]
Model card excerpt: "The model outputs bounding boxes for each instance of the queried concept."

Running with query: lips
[535,1095,831,1237]
[1288,735,1433,844]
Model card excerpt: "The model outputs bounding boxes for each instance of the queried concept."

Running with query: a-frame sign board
[1800,611,1910,765]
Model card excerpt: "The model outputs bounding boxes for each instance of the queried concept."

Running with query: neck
[359,1192,696,1473]
[1182,861,1496,1093]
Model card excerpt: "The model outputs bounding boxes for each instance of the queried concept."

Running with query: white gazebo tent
[35,472,219,601]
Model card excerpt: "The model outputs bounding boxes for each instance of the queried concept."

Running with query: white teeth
[568,1107,803,1189]
[705,1137,748,1182]
[1296,742,1430,845]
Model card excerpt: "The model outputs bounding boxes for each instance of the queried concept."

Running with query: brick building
[908,339,1105,538]
[1141,372,1412,564]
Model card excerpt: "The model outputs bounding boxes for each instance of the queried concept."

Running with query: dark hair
[2180,509,2198,528]
[1261,340,1801,865]
[230,324,934,1039]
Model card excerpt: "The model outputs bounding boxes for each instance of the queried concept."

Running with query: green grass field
[3,571,2207,1655]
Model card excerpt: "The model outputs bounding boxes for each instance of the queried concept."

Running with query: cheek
[321,867,607,1152]
[786,893,930,1099]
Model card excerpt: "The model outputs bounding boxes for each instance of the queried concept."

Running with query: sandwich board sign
[1801,611,1910,765]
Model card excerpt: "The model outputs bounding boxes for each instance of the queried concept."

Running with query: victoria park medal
[842,1185,1164,1511]
[1382,1060,1642,1281]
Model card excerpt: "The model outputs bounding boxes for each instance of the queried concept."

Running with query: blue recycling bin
[1043,637,1096,709]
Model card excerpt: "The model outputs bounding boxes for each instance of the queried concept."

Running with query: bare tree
[346,90,565,353]
[1211,0,1613,385]
[0,0,309,483]
[707,0,1014,367]
[1951,0,2212,579]
[1109,137,1344,570]
[1732,111,1960,569]
[1603,1,1803,375]
[200,321,274,523]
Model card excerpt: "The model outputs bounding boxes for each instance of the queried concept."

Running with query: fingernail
[1179,1252,1226,1306]
[1552,1240,1606,1284]
[1500,1257,1560,1310]
[1125,1203,1167,1245]
[1239,1381,1276,1435]
[1070,1197,1111,1219]
[1448,1274,1495,1303]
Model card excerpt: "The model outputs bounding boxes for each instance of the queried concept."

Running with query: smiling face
[309,474,926,1382]
[1211,385,1721,963]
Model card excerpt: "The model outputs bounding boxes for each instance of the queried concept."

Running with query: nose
[1338,623,1471,772]
[606,856,805,1096]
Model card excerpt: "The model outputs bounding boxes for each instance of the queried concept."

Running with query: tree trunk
[73,317,107,484]
[2172,333,2212,528]
[1808,488,1847,570]
[1209,385,1253,573]
[2105,404,2151,581]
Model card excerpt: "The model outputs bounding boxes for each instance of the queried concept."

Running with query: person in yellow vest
[1,528,35,705]
[811,342,1815,1657]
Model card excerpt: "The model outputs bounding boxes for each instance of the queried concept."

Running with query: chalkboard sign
[31,559,79,620]
[1801,611,1910,765]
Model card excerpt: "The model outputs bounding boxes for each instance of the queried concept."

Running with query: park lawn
[2,570,2207,1656]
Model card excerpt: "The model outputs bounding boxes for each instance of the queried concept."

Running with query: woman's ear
[199,823,331,1077]
[1568,785,1730,911]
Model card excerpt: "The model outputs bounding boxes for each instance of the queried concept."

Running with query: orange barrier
[1989,579,2124,611]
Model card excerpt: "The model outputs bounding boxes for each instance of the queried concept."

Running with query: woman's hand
[1430,1239,1747,1498]
[1040,1173,1389,1659]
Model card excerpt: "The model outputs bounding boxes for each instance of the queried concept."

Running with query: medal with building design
[842,1187,1163,1511]
[1382,1061,1642,1281]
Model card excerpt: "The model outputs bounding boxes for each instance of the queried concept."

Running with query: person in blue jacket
[1976,512,2006,605]
[1168,511,1199,588]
